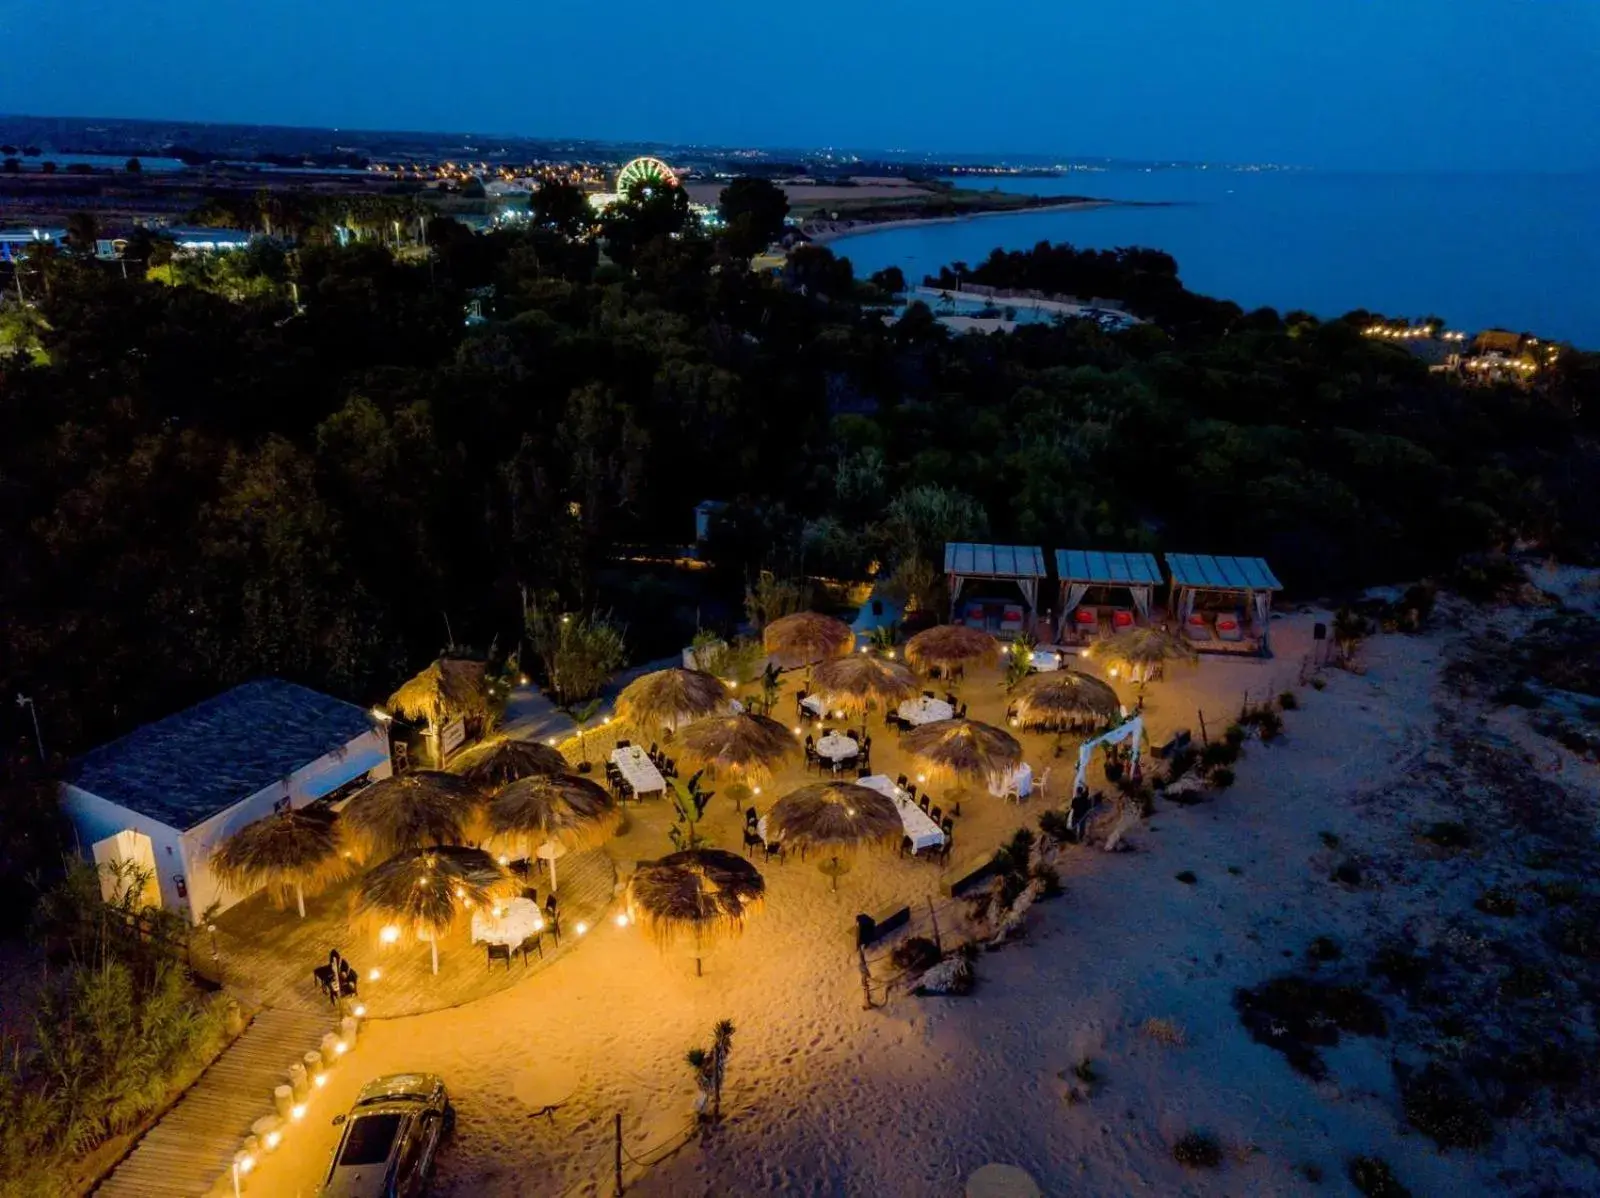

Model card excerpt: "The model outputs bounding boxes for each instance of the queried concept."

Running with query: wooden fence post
[857,946,874,1010]
[614,1112,623,1196]
[926,898,942,953]
[1198,709,1209,745]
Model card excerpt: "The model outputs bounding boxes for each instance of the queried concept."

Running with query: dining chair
[929,805,942,823]
[919,794,930,813]
[486,942,513,971]
[518,932,543,963]
[1034,767,1051,801]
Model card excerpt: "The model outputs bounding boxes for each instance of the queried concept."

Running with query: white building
[61,679,391,924]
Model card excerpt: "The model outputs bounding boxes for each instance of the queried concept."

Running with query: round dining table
[815,733,860,761]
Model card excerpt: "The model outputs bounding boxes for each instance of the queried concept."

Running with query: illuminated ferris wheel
[615,156,678,193]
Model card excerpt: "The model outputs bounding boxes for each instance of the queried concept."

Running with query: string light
[576,921,589,936]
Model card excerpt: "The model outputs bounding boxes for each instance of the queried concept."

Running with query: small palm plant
[558,697,605,770]
[686,1019,736,1121]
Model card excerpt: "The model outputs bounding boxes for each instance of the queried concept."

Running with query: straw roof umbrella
[901,718,1023,789]
[485,773,620,890]
[675,713,795,781]
[1010,671,1120,732]
[1085,627,1197,690]
[340,771,482,863]
[387,658,490,764]
[626,848,765,977]
[904,625,1000,674]
[352,845,508,975]
[809,654,919,715]
[762,612,854,670]
[211,808,350,919]
[614,668,730,734]
[447,736,568,790]
[765,781,902,890]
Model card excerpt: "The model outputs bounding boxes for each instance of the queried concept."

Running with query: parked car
[319,1073,453,1198]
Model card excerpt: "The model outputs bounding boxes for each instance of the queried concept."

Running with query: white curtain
[1130,585,1152,622]
[1251,590,1271,630]
[1058,581,1089,622]
[1017,577,1038,612]
[1177,587,1196,623]
[948,575,966,619]
[1071,716,1145,795]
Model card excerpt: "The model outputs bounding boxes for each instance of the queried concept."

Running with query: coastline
[805,198,1120,245]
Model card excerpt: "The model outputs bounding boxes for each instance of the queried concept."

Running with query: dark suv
[318,1073,453,1198]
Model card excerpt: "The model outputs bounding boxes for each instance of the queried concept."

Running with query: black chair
[804,745,820,772]
[546,916,562,946]
[648,742,659,758]
[311,964,338,1006]
[763,838,784,862]
[521,886,539,904]
[950,799,961,818]
[958,703,968,718]
[742,828,764,857]
[906,784,917,803]
[937,837,953,863]
[941,816,954,838]
[896,774,909,788]
[486,942,513,970]
[616,739,631,749]
[856,762,871,778]
[518,932,543,963]
[929,805,942,823]
[945,693,958,708]
[919,795,930,813]
[923,690,935,700]
[744,806,759,827]
[861,734,872,753]
[899,835,913,858]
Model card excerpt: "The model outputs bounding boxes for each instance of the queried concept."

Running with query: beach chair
[1215,610,1245,642]
[1184,611,1215,643]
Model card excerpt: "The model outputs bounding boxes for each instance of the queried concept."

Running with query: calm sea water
[828,171,1600,346]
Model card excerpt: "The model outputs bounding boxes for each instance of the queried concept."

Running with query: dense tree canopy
[718,177,790,257]
[1,205,1595,766]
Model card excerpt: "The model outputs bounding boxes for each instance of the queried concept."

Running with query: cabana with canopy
[944,543,1047,638]
[1165,554,1284,652]
[1054,550,1163,641]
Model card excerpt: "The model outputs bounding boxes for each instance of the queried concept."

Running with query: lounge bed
[1215,610,1245,642]
[963,603,986,630]
[1110,607,1135,632]
[1184,611,1215,643]
[999,605,1025,634]
[1071,607,1099,641]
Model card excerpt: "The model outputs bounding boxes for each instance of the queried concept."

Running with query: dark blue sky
[5,1,1598,169]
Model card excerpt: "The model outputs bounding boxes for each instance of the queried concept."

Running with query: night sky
[4,1,1598,169]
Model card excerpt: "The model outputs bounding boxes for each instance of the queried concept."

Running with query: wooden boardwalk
[94,1006,336,1198]
[206,849,618,1017]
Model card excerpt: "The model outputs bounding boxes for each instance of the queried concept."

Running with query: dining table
[609,746,666,796]
[815,733,860,762]
[471,897,544,946]
[897,696,954,726]
[857,774,947,852]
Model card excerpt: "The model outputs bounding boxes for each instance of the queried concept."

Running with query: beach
[805,199,1115,246]
[237,586,1600,1197]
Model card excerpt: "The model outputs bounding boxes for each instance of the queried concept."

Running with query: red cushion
[1112,611,1134,627]
[1187,613,1208,627]
[1217,618,1238,631]
[1074,609,1098,625]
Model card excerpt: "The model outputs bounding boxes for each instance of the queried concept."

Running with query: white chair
[1034,767,1050,801]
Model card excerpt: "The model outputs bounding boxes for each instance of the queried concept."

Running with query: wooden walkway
[207,849,618,1017]
[94,1006,336,1198]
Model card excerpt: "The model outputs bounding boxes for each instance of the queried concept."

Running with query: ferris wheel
[615,156,678,193]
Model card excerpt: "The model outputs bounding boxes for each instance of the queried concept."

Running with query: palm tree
[211,808,349,918]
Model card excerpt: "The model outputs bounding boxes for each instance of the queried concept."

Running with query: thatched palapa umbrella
[626,848,765,976]
[387,658,490,764]
[340,771,482,862]
[904,624,1000,674]
[485,772,620,890]
[809,654,919,715]
[766,781,902,890]
[1085,627,1197,689]
[614,668,730,734]
[211,808,349,919]
[675,712,795,781]
[901,718,1023,790]
[353,845,508,975]
[1010,671,1120,732]
[762,612,854,670]
[448,735,568,790]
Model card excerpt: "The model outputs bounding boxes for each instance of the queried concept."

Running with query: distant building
[165,225,253,253]
[0,226,66,262]
[61,680,391,924]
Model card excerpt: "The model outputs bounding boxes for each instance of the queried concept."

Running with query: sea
[826,171,1600,347]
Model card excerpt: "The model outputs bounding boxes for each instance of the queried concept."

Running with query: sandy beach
[806,200,1116,246]
[236,591,1600,1197]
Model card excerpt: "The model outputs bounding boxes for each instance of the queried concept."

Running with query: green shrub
[1209,767,1236,789]
[1175,870,1197,885]
[1307,935,1342,962]
[1474,887,1518,917]
[1234,974,1386,1079]
[1278,691,1299,710]
[1401,1064,1492,1150]
[890,936,942,973]
[1223,723,1246,748]
[1310,676,1327,691]
[1171,1131,1222,1168]
[1037,810,1072,846]
[1028,862,1062,897]
[1348,1155,1411,1197]
[1166,745,1198,778]
[1255,709,1284,741]
[1200,740,1239,769]
[1419,820,1471,850]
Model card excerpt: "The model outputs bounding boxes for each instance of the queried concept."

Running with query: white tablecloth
[990,761,1034,798]
[1030,649,1065,672]
[815,733,859,761]
[799,694,824,716]
[471,897,543,946]
[897,697,954,726]
[609,747,666,795]
[858,775,946,852]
